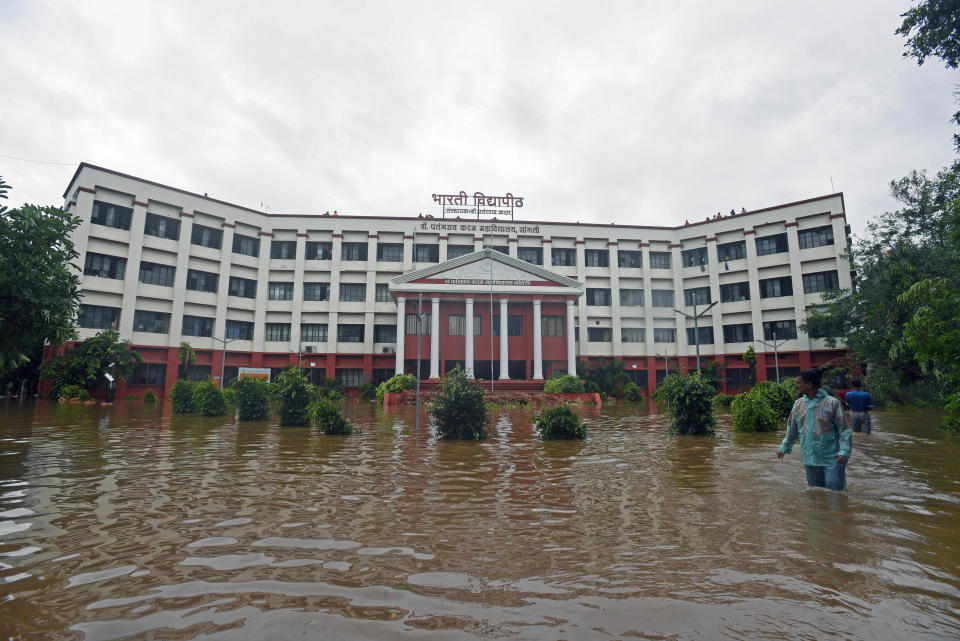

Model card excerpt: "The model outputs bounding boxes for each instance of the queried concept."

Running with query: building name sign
[443,278,531,286]
[418,221,541,234]
[432,191,525,220]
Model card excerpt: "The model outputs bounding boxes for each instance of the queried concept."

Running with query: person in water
[844,378,874,434]
[777,369,852,491]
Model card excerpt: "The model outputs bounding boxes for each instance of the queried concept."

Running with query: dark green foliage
[274,367,317,426]
[309,397,352,435]
[0,177,83,377]
[319,377,344,401]
[712,393,734,408]
[577,358,630,396]
[40,329,142,399]
[376,373,416,401]
[543,374,586,394]
[142,389,157,404]
[429,364,488,440]
[751,380,796,420]
[192,378,228,417]
[534,404,586,440]
[178,342,197,380]
[170,380,196,414]
[731,389,779,433]
[231,376,271,421]
[623,382,643,401]
[742,346,757,385]
[652,374,716,436]
[58,384,90,401]
[699,360,724,388]
[356,382,377,400]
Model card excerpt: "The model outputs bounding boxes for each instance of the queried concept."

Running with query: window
[588,327,612,342]
[341,242,368,261]
[415,244,439,262]
[686,326,715,344]
[139,262,175,287]
[797,225,834,249]
[301,323,328,342]
[542,316,564,337]
[265,323,291,341]
[186,269,218,293]
[191,224,222,249]
[83,252,126,280]
[182,315,213,337]
[374,324,397,342]
[305,241,332,260]
[405,313,431,335]
[722,323,754,343]
[551,248,576,266]
[759,276,793,298]
[586,288,611,306]
[377,243,403,262]
[78,304,118,329]
[681,247,708,268]
[717,240,747,261]
[91,200,132,230]
[132,310,169,333]
[228,276,257,298]
[303,282,330,301]
[725,368,752,387]
[621,327,645,343]
[225,320,254,340]
[448,314,482,336]
[584,249,609,267]
[756,233,789,256]
[763,320,798,340]
[651,289,675,307]
[337,324,364,342]
[128,363,167,386]
[802,270,839,293]
[493,315,523,336]
[375,284,391,302]
[517,247,542,265]
[336,368,364,387]
[447,245,474,260]
[767,366,801,381]
[654,328,676,343]
[484,244,509,255]
[720,281,751,302]
[684,287,711,306]
[618,250,642,268]
[232,234,260,257]
[649,252,671,269]
[144,212,179,240]
[270,240,296,260]
[620,289,644,306]
[268,282,294,301]
[339,283,366,302]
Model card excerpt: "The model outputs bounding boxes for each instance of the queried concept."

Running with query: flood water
[1,399,959,641]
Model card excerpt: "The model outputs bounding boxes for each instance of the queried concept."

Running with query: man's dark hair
[798,369,822,388]
[851,378,862,388]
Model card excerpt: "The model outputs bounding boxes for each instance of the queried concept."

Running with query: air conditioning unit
[383,347,395,354]
[304,345,315,353]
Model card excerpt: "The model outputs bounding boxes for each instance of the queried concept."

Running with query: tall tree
[39,330,142,399]
[0,177,82,376]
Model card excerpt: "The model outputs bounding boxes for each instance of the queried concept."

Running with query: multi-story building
[54,163,852,397]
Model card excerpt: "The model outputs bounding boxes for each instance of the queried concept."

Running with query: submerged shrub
[232,376,271,421]
[751,380,796,420]
[543,374,586,394]
[652,374,716,436]
[534,404,587,440]
[320,377,345,401]
[429,365,487,440]
[170,380,196,414]
[711,393,735,408]
[274,367,317,426]
[192,379,228,417]
[58,384,90,401]
[623,382,643,401]
[309,398,352,435]
[731,389,779,432]
[376,373,416,402]
[142,389,157,404]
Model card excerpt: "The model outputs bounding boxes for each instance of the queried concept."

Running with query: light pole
[757,329,789,383]
[415,293,427,433]
[211,336,236,388]
[674,300,717,376]
[655,350,671,378]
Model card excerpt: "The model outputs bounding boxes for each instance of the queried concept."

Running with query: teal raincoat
[779,389,851,467]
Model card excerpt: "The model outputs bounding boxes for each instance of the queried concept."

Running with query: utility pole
[674,301,717,376]
[757,329,789,383]
[415,293,425,433]
[211,336,236,388]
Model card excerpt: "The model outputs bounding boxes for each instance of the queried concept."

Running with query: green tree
[534,404,586,440]
[231,375,271,421]
[730,389,779,433]
[192,378,228,417]
[39,330,142,399]
[543,374,586,394]
[309,397,352,435]
[273,366,317,426]
[577,358,630,396]
[178,342,197,380]
[375,373,416,402]
[652,373,716,436]
[170,380,196,414]
[742,346,757,384]
[429,364,488,440]
[0,177,82,376]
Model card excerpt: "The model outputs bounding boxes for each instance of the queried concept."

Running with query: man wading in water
[776,369,852,491]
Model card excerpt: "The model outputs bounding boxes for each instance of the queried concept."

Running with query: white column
[465,298,474,378]
[566,299,577,374]
[499,298,509,380]
[395,296,406,375]
[532,299,543,379]
[429,296,440,379]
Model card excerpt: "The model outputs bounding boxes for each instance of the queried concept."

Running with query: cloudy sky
[1,1,957,235]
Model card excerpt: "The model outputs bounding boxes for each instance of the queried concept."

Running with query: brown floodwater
[0,399,958,640]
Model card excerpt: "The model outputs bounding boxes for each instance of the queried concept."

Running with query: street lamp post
[655,350,671,377]
[757,330,789,383]
[674,301,717,376]
[415,293,427,433]
[211,336,237,388]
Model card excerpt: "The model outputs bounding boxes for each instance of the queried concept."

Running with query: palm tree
[178,342,197,381]
[578,358,631,396]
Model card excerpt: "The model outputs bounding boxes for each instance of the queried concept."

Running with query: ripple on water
[67,564,138,587]
[186,537,238,548]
